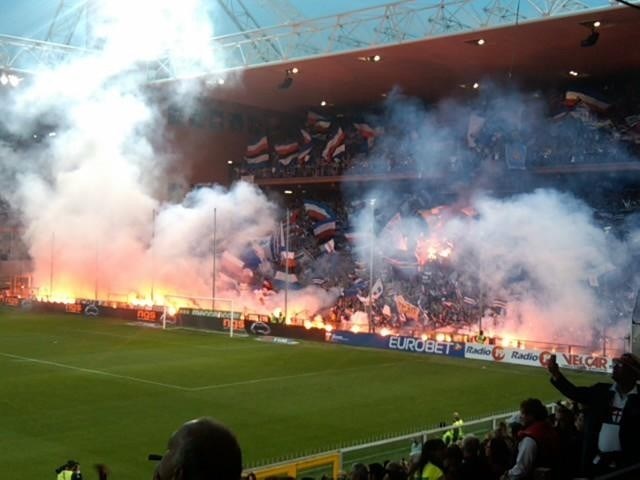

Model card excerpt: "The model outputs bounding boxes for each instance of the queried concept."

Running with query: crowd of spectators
[233,81,640,183]
[252,189,640,340]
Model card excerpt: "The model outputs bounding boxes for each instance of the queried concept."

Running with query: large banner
[464,343,611,373]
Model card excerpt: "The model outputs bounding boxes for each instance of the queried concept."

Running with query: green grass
[0,309,607,479]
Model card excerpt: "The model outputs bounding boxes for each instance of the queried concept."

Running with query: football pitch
[0,309,606,479]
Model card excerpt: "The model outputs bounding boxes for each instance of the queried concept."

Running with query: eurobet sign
[465,343,611,373]
[387,335,465,357]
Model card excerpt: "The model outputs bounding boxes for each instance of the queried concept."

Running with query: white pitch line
[0,352,190,391]
[190,361,402,391]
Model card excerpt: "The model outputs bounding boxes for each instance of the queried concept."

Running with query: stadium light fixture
[581,29,599,47]
[278,75,293,90]
[579,21,600,48]
[472,82,480,89]
[227,160,233,165]
[284,190,293,195]
[2,73,23,87]
[569,70,579,77]
[320,100,327,106]
[357,54,382,62]
[279,68,298,90]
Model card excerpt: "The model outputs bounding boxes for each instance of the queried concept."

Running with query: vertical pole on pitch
[284,208,290,323]
[212,207,217,311]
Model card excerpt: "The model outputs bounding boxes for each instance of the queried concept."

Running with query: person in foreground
[153,417,243,480]
[548,352,640,476]
[501,398,559,480]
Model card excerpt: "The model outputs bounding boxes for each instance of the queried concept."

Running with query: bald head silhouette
[154,418,242,480]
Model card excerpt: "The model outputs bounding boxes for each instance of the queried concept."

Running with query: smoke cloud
[0,1,301,310]
[344,84,639,346]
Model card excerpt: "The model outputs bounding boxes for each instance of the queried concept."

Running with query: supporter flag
[298,129,313,162]
[322,238,335,254]
[343,278,368,297]
[370,278,384,300]
[353,122,379,148]
[385,256,419,279]
[463,296,478,306]
[303,199,335,221]
[273,271,301,290]
[467,113,486,148]
[218,271,239,289]
[298,143,313,163]
[239,246,262,270]
[244,152,270,166]
[296,247,316,264]
[315,119,332,133]
[269,221,285,261]
[565,89,611,112]
[245,135,269,157]
[275,141,300,166]
[394,295,421,321]
[280,250,296,269]
[307,111,331,133]
[624,115,640,143]
[221,251,253,282]
[491,298,508,315]
[322,128,346,161]
[505,143,527,170]
[300,128,312,144]
[313,220,337,241]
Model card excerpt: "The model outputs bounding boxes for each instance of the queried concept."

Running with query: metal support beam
[1,0,636,81]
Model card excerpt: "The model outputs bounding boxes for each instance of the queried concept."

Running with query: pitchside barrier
[244,406,553,479]
[3,299,615,373]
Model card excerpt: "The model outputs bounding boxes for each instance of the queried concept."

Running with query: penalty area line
[0,351,190,391]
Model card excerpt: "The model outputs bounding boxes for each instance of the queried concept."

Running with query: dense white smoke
[0,1,323,311]
[444,190,625,344]
[345,86,638,346]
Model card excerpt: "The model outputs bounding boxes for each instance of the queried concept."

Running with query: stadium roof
[202,5,640,112]
[1,2,638,113]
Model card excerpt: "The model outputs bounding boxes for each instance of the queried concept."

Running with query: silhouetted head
[154,418,242,480]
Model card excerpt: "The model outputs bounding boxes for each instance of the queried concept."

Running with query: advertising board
[464,343,611,373]
[386,335,465,357]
